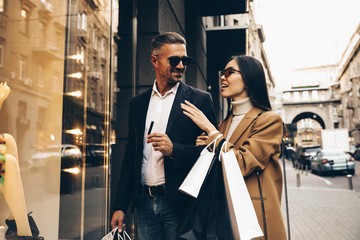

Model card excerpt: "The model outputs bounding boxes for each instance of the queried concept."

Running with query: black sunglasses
[220,67,241,78]
[155,55,192,67]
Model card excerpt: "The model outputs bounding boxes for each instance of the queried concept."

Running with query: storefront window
[0,0,118,239]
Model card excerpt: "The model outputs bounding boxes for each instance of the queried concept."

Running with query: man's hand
[147,133,173,157]
[111,210,125,231]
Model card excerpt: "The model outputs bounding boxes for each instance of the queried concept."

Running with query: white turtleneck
[226,97,254,140]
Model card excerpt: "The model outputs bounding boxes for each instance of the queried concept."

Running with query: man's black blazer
[114,81,217,216]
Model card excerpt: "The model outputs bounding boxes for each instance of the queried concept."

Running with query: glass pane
[59,0,118,239]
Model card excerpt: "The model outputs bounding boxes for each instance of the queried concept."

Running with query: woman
[181,55,287,239]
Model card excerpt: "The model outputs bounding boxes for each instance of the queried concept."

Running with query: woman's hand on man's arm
[181,100,217,134]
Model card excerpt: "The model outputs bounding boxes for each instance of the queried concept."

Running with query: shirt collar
[152,80,180,98]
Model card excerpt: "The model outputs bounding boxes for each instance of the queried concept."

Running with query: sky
[254,0,360,91]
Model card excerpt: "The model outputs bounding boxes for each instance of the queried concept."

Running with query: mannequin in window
[0,82,43,240]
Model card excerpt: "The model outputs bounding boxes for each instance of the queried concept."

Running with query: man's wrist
[167,150,174,159]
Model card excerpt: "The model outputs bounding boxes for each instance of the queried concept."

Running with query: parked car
[30,144,82,169]
[86,144,105,166]
[295,145,321,170]
[311,149,355,175]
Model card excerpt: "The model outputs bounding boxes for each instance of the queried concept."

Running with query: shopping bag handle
[205,133,223,152]
[115,228,132,240]
[220,140,231,159]
[101,227,119,240]
[120,229,131,240]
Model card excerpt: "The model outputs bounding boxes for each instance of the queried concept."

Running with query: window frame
[0,44,3,67]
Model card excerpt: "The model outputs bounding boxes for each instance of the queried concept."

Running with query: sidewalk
[281,160,360,240]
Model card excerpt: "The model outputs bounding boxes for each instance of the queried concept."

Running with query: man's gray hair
[151,32,186,54]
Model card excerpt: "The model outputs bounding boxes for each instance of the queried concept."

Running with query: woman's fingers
[181,101,216,134]
[195,132,208,146]
[196,133,208,140]
[181,103,203,119]
[181,103,195,114]
[184,100,197,109]
[181,100,201,114]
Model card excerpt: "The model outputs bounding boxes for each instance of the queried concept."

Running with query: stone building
[337,22,360,146]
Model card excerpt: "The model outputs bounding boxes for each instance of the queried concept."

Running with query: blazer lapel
[166,82,190,134]
[228,108,263,144]
[136,89,152,135]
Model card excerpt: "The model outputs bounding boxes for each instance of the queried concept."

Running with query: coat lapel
[228,108,263,145]
[166,82,190,134]
[219,115,233,139]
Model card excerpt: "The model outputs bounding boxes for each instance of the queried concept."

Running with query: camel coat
[206,107,287,240]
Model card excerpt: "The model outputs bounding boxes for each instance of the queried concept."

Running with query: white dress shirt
[141,81,180,186]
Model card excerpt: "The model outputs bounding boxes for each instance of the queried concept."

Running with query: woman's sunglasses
[220,67,241,78]
[155,55,192,67]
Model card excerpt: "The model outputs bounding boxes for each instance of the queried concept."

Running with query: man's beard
[170,70,184,82]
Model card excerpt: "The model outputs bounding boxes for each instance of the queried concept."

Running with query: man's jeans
[136,191,179,240]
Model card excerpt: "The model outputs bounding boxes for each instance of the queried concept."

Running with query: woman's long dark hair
[225,55,272,119]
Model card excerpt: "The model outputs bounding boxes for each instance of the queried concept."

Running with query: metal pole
[296,172,301,188]
[330,165,334,178]
[281,140,291,240]
[347,174,353,190]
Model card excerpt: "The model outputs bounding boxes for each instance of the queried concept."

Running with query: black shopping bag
[177,139,234,240]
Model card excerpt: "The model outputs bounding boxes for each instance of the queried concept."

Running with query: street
[282,160,360,240]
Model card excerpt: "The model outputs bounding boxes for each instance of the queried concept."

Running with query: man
[111,32,217,239]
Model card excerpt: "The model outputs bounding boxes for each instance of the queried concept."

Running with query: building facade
[278,65,341,146]
[202,1,275,120]
[337,22,360,146]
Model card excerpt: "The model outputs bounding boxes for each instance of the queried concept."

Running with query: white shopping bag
[102,227,131,240]
[220,142,264,240]
[178,135,222,198]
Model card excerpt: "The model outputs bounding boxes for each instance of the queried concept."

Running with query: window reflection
[0,0,4,12]
[0,0,118,239]
[20,9,29,34]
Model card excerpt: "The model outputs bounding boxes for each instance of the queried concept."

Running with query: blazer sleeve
[113,99,136,213]
[206,111,283,177]
[170,92,218,169]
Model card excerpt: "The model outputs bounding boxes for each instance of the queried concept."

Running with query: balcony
[282,87,331,105]
[32,39,62,61]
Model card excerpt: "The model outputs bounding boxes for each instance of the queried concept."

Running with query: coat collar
[221,107,263,145]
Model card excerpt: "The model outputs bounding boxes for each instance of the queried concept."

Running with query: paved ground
[281,160,360,240]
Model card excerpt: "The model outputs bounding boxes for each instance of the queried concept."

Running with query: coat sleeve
[206,111,283,177]
[170,92,218,169]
